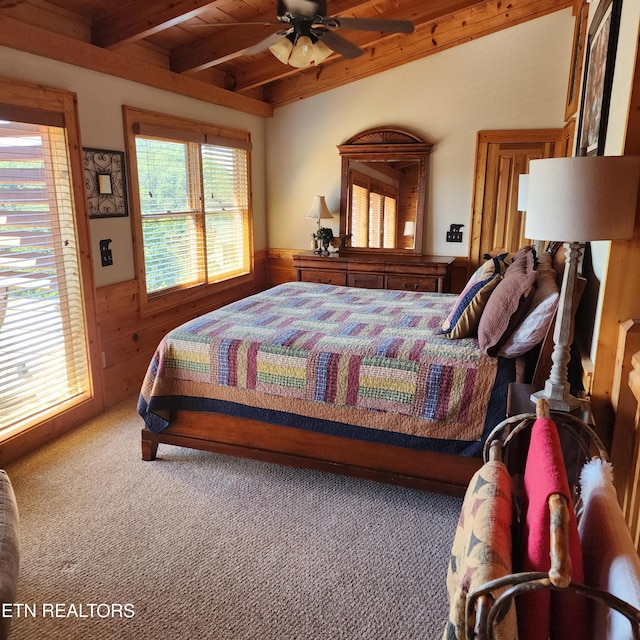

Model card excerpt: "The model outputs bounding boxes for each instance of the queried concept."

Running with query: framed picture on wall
[564,0,589,122]
[83,148,128,218]
[576,0,623,156]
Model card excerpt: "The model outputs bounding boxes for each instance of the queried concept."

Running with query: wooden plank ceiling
[0,0,574,111]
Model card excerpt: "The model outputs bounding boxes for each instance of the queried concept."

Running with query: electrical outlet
[446,224,464,243]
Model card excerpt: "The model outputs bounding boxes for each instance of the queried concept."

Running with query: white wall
[0,9,575,288]
[0,47,267,287]
[266,9,575,256]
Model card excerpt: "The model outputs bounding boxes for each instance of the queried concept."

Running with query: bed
[139,247,563,496]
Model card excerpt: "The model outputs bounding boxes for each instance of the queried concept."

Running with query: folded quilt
[444,460,517,640]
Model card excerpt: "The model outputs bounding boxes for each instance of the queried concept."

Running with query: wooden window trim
[123,106,255,318]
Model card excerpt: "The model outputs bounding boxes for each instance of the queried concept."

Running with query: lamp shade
[403,220,415,236]
[306,195,333,221]
[288,36,315,68]
[269,37,293,65]
[517,174,529,212]
[525,156,640,242]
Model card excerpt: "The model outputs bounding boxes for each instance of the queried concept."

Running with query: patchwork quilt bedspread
[139,282,502,449]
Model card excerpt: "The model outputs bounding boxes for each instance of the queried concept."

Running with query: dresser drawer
[386,275,439,293]
[347,273,384,289]
[300,269,347,286]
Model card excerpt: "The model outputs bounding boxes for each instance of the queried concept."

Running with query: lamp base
[529,388,586,413]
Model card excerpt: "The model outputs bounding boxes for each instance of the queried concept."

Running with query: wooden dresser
[292,251,455,293]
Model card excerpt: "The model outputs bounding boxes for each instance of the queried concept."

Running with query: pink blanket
[518,415,588,640]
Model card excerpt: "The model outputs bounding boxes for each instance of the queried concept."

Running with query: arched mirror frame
[338,127,432,254]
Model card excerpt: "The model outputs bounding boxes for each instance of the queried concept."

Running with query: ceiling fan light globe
[312,40,332,65]
[269,37,293,64]
[288,36,314,68]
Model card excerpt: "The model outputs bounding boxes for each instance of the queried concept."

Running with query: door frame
[468,129,563,275]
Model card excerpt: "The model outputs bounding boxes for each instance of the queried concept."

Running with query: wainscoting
[97,249,269,407]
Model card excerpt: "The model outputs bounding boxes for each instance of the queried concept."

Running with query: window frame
[0,76,104,450]
[123,106,254,317]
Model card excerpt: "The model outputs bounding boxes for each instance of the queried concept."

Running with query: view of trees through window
[135,135,250,296]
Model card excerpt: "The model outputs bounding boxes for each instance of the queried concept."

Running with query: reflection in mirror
[339,128,431,253]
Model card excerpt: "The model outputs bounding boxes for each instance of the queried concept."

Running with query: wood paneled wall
[97,249,269,407]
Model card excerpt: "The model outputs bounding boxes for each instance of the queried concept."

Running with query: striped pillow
[440,257,505,339]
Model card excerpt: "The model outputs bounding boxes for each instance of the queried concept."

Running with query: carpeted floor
[5,397,462,639]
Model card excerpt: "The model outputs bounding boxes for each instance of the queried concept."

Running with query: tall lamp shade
[524,156,640,411]
[306,195,333,228]
[525,157,640,242]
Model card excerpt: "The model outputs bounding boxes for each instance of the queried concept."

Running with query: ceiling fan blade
[188,21,282,29]
[242,29,292,56]
[315,30,363,59]
[280,0,318,18]
[327,17,414,34]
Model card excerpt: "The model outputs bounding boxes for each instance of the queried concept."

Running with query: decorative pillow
[440,257,505,339]
[498,252,560,358]
[478,250,537,356]
[443,461,516,640]
[508,244,536,265]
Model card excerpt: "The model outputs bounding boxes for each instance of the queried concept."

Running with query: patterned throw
[139,282,499,444]
[443,460,517,640]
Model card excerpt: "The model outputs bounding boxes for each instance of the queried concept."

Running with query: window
[124,108,253,313]
[0,95,99,439]
[349,170,398,249]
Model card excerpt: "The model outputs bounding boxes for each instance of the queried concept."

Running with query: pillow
[478,250,537,355]
[508,244,536,265]
[498,252,560,358]
[440,257,505,339]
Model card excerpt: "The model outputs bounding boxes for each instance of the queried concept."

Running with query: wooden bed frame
[141,409,482,496]
[141,248,576,498]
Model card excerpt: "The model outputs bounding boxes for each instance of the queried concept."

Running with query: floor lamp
[524,156,640,411]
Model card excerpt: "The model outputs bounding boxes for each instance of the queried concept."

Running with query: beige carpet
[5,397,462,639]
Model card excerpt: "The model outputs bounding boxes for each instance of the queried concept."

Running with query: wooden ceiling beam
[0,15,272,117]
[92,0,221,49]
[263,0,574,107]
[170,0,388,73]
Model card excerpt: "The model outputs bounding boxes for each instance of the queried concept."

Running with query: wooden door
[468,130,563,274]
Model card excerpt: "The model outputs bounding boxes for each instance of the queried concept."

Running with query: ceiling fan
[196,0,415,68]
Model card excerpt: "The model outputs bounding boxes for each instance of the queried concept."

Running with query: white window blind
[136,137,203,294]
[202,144,250,281]
[0,119,90,434]
[134,133,250,297]
[383,195,397,248]
[350,171,398,249]
[350,183,369,248]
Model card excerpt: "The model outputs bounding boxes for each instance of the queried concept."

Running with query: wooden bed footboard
[141,410,482,497]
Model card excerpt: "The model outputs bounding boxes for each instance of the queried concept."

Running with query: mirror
[338,127,431,253]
